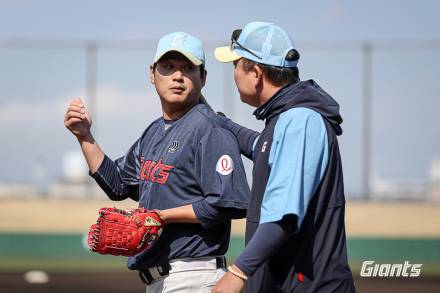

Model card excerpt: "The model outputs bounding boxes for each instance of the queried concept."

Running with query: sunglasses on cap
[230,29,262,60]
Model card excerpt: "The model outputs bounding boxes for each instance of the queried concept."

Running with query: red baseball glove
[88,207,163,256]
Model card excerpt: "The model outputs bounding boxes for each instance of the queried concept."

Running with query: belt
[138,256,227,285]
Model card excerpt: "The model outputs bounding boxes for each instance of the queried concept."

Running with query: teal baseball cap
[215,21,299,68]
[154,32,205,66]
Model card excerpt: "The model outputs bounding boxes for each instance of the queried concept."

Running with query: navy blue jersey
[92,103,250,269]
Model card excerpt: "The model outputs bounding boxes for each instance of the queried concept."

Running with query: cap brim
[215,46,242,63]
[154,49,203,66]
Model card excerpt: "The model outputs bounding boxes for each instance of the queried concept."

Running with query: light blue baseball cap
[154,32,205,66]
[215,22,299,68]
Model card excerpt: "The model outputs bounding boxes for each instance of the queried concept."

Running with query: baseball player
[64,32,250,293]
[212,22,356,292]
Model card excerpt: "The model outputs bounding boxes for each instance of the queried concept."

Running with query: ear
[201,69,207,87]
[253,64,264,85]
[149,64,155,85]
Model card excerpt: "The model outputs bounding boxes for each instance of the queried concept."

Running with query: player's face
[233,58,260,107]
[150,52,206,111]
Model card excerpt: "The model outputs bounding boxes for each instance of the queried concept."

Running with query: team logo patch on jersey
[216,155,234,176]
[168,141,180,153]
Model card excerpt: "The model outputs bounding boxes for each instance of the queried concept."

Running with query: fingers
[68,97,85,109]
[72,97,84,105]
[68,104,85,113]
[65,97,93,137]
[64,117,82,128]
[65,110,83,121]
[65,105,87,122]
[66,97,89,119]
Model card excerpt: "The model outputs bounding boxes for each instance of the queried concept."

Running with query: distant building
[62,150,88,183]
[372,177,429,200]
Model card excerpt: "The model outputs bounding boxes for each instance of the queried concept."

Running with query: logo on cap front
[172,35,186,48]
[216,155,234,176]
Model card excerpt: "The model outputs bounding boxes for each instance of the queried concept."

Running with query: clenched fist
[64,97,92,140]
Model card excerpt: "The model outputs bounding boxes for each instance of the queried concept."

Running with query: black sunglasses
[230,29,262,60]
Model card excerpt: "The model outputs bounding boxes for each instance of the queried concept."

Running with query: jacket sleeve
[215,114,260,159]
[260,108,329,231]
[234,215,297,276]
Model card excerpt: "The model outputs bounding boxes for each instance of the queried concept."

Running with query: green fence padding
[348,238,440,263]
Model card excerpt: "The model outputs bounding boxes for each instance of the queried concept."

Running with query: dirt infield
[0,272,439,293]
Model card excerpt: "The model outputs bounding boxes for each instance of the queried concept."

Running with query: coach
[213,22,356,293]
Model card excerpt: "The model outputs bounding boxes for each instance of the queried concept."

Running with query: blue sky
[2,1,439,41]
[0,0,439,197]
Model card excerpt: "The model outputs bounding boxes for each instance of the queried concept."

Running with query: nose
[172,68,184,81]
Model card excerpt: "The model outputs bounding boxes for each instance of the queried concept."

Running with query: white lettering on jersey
[261,141,268,152]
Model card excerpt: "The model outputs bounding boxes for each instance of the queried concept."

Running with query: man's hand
[64,97,92,140]
[212,268,246,293]
[64,97,104,174]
